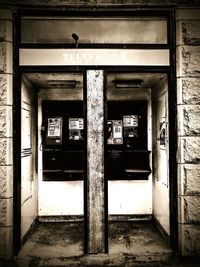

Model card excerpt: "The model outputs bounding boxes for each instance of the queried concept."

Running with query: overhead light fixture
[47,80,78,89]
[112,79,143,88]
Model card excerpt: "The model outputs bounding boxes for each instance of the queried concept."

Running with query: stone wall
[0,0,199,6]
[0,9,13,260]
[177,8,200,255]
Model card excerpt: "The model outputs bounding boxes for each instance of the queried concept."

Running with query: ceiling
[24,72,167,90]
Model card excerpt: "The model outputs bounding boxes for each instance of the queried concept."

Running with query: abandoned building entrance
[14,10,177,257]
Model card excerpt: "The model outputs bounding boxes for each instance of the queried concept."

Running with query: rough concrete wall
[0,9,13,260]
[177,8,200,256]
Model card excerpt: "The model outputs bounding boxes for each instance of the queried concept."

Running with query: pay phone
[46,117,63,145]
[123,115,139,148]
[106,101,151,180]
[42,101,84,181]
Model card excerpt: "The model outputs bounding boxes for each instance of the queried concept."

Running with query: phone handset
[40,124,45,151]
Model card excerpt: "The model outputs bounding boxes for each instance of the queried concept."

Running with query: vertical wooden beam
[86,70,105,253]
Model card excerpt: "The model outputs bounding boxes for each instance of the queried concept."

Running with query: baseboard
[39,214,152,222]
[39,215,83,222]
[153,215,170,245]
[109,214,152,221]
[21,216,39,246]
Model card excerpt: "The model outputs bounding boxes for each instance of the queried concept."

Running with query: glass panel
[21,17,167,44]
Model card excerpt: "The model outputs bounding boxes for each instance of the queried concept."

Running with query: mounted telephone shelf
[125,169,151,173]
[43,169,84,181]
[125,168,151,180]
[107,150,151,180]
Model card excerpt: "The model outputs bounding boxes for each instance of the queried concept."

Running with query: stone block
[176,20,182,47]
[178,196,183,224]
[179,224,200,256]
[177,77,200,104]
[185,196,200,223]
[177,46,200,77]
[182,21,200,46]
[0,74,13,105]
[184,138,200,163]
[0,9,13,20]
[176,78,183,105]
[176,9,200,20]
[0,198,13,226]
[178,105,200,136]
[178,164,184,196]
[0,42,13,74]
[178,164,200,195]
[0,20,12,42]
[177,137,200,164]
[182,46,200,76]
[177,105,184,137]
[0,166,13,198]
[0,226,12,260]
[0,137,13,165]
[0,106,12,137]
[177,20,200,46]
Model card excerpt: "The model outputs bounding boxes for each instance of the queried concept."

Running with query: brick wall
[176,8,200,256]
[0,9,13,260]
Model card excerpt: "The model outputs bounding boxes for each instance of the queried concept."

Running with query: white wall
[152,77,170,234]
[108,180,152,215]
[21,76,38,238]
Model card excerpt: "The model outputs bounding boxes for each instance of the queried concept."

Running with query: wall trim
[39,214,152,222]
[21,217,39,247]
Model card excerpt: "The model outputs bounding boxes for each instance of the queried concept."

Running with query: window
[21,17,168,45]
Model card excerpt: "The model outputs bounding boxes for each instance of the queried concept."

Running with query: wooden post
[86,70,106,253]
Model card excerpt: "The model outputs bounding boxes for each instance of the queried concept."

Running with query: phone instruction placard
[46,117,63,145]
[107,120,123,145]
[69,118,84,140]
[123,115,138,127]
[47,117,62,137]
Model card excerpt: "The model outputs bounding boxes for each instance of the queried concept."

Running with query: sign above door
[19,48,169,66]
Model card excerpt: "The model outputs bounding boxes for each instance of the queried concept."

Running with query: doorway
[106,72,171,252]
[20,72,85,256]
[17,69,174,258]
